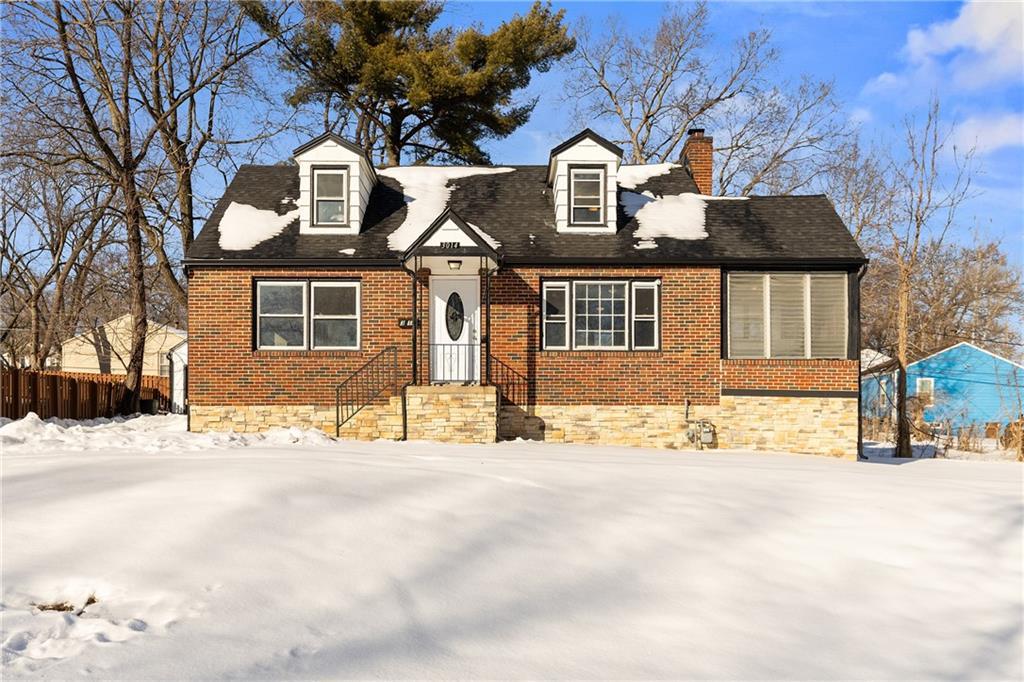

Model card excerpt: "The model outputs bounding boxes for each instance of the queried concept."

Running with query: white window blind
[810,274,848,358]
[728,273,765,358]
[769,274,806,358]
[728,272,849,359]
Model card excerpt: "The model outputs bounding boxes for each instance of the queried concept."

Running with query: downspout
[399,257,419,441]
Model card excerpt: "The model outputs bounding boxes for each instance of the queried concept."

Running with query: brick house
[184,129,866,457]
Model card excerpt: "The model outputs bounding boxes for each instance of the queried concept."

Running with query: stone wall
[190,398,403,440]
[405,385,497,444]
[715,395,858,458]
[499,397,858,458]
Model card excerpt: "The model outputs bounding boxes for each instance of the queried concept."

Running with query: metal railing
[429,343,480,384]
[489,355,529,407]
[335,346,398,435]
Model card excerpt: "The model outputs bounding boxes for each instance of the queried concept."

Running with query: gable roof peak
[292,131,370,161]
[549,128,624,159]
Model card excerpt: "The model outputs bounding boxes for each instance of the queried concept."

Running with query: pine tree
[244,0,575,165]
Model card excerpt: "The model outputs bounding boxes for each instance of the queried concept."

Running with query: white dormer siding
[294,135,376,235]
[547,132,622,234]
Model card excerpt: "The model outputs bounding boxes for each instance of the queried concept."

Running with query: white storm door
[430,277,480,383]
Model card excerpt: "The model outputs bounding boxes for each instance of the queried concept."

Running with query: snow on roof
[861,349,893,372]
[466,221,501,250]
[379,166,514,251]
[218,202,300,251]
[622,191,748,248]
[617,163,678,190]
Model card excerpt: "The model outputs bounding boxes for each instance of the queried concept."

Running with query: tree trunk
[895,271,912,458]
[116,177,149,414]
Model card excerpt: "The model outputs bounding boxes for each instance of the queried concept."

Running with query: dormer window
[569,167,604,225]
[312,167,348,226]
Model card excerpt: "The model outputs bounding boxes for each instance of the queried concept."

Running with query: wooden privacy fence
[1,368,170,420]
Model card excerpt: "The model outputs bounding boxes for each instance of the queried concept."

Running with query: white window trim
[728,272,849,359]
[256,281,307,350]
[310,282,361,350]
[916,377,935,406]
[312,167,349,227]
[542,281,570,350]
[568,167,605,226]
[631,281,660,350]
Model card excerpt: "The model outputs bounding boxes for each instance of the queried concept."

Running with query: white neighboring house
[59,314,186,377]
[167,339,188,414]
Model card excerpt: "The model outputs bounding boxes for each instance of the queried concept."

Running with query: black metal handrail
[489,354,528,407]
[429,343,480,384]
[335,346,398,436]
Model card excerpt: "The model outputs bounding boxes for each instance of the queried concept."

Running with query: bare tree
[0,159,116,368]
[3,0,278,410]
[564,2,850,195]
[886,98,974,457]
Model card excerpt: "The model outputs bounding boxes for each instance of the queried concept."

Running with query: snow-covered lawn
[2,415,1021,679]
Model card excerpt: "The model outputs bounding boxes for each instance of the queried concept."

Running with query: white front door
[430,276,480,383]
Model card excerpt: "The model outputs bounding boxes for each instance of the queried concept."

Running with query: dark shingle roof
[186,164,866,266]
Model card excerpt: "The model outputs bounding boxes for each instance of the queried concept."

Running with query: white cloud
[849,107,874,125]
[866,0,1023,94]
[953,112,1024,155]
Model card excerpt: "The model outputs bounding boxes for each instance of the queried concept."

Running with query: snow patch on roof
[617,163,679,190]
[218,202,299,251]
[622,191,748,249]
[338,248,355,256]
[861,349,893,372]
[380,166,514,251]
[466,221,501,250]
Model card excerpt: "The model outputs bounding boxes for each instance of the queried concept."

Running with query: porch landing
[405,385,497,444]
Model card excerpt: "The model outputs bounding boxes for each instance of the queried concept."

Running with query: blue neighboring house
[861,342,1024,429]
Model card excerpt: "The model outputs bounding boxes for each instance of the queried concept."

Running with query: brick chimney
[682,128,713,195]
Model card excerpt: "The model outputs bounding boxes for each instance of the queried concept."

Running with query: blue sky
[459,1,1023,265]
[254,1,1022,264]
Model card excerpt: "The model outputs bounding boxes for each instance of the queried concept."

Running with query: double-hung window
[310,282,359,349]
[257,282,306,349]
[256,280,360,350]
[542,282,569,350]
[312,167,348,226]
[569,168,604,225]
[727,272,848,359]
[542,280,660,351]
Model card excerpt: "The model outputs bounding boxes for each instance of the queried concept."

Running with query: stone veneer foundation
[189,399,403,440]
[190,385,498,445]
[498,396,857,458]
[191,391,855,458]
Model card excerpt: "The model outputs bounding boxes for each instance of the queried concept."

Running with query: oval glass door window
[446,292,464,340]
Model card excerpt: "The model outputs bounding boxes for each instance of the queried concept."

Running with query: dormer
[546,129,623,234]
[293,133,377,235]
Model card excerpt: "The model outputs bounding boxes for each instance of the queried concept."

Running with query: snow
[622,191,748,249]
[3,414,1021,679]
[617,163,678,190]
[337,248,355,255]
[465,221,501,250]
[217,202,300,251]
[379,166,513,251]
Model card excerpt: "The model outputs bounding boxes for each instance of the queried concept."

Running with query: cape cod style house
[184,129,866,457]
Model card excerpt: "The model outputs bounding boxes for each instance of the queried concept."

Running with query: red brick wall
[721,359,859,392]
[188,267,417,405]
[489,266,722,406]
[189,264,858,408]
